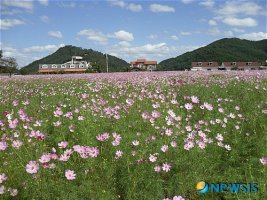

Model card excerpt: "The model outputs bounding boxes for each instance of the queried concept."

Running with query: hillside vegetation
[159,38,267,71]
[20,45,129,74]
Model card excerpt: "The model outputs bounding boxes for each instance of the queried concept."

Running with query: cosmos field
[0,71,266,200]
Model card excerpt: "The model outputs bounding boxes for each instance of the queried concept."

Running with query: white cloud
[109,0,126,8]
[38,0,49,6]
[171,35,179,41]
[150,4,175,13]
[1,43,65,68]
[109,42,170,60]
[217,1,265,16]
[48,31,63,38]
[0,19,25,30]
[77,29,108,44]
[232,28,245,33]
[180,31,192,36]
[118,41,131,47]
[1,0,33,11]
[222,17,257,27]
[223,31,234,37]
[207,27,220,35]
[58,2,76,8]
[23,44,65,53]
[239,32,267,41]
[40,15,50,23]
[199,0,214,8]
[127,3,142,12]
[181,0,194,4]
[148,34,158,39]
[109,30,134,42]
[208,19,217,26]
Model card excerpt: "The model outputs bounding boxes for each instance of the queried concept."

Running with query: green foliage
[0,56,18,74]
[20,45,129,74]
[159,38,267,71]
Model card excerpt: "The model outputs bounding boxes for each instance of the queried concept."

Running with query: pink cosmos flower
[165,128,173,136]
[58,141,68,149]
[78,116,84,121]
[0,173,7,184]
[0,141,8,151]
[126,98,134,106]
[216,133,223,141]
[65,169,76,180]
[39,154,51,163]
[203,102,213,111]
[96,132,110,142]
[161,145,168,152]
[260,157,267,165]
[115,150,123,159]
[191,96,199,104]
[173,196,185,200]
[149,154,157,162]
[12,140,23,149]
[0,185,5,195]
[59,153,70,162]
[162,162,171,172]
[184,103,193,110]
[152,110,161,118]
[9,188,18,196]
[171,141,177,148]
[88,147,99,157]
[26,161,39,174]
[53,121,61,127]
[8,119,18,129]
[154,165,161,173]
[53,109,63,117]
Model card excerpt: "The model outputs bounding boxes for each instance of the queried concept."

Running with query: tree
[0,53,18,77]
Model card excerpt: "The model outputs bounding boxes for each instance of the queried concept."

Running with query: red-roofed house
[191,62,220,71]
[221,62,260,70]
[130,59,157,71]
[191,61,261,71]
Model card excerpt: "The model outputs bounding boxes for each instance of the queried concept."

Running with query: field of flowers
[0,71,266,200]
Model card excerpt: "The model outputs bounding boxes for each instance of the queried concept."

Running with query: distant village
[38,55,265,74]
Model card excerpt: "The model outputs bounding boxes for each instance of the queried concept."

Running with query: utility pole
[106,53,108,73]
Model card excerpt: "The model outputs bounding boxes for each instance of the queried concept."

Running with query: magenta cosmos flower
[26,161,39,174]
[65,169,76,180]
[260,157,267,165]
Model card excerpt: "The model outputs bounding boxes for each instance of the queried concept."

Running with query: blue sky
[0,0,266,68]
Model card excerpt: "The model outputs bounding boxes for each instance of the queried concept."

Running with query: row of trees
[0,50,18,76]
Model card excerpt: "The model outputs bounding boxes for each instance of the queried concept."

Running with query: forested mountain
[20,45,129,74]
[159,38,267,71]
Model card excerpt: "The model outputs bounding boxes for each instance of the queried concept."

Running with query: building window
[231,62,236,66]
[70,64,75,68]
[61,64,66,68]
[208,62,212,66]
[79,64,84,68]
[197,62,202,66]
[247,62,252,65]
[42,65,48,69]
[207,68,211,71]
[52,64,57,68]
[251,68,255,70]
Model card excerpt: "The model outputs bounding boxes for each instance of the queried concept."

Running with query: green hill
[159,38,267,71]
[20,45,129,74]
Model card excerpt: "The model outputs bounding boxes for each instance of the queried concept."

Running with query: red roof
[130,59,157,65]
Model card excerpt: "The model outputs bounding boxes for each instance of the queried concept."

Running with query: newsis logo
[196,181,258,194]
